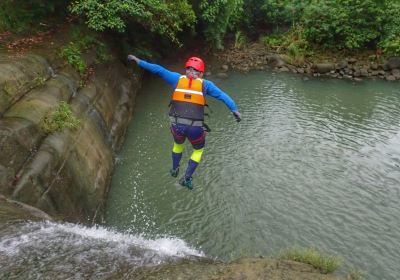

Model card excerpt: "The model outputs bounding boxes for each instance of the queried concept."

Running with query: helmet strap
[188,75,193,88]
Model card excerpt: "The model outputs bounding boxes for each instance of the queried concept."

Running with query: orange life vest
[169,76,206,121]
[172,76,205,105]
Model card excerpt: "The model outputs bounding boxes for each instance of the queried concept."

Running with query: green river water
[105,71,400,280]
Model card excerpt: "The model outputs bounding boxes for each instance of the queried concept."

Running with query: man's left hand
[233,111,241,122]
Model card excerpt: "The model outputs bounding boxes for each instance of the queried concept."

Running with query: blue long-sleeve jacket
[138,60,238,112]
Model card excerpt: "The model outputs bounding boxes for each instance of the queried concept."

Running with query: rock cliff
[0,53,140,223]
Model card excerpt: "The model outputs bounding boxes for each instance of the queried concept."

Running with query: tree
[302,0,385,49]
[69,0,196,43]
[197,0,243,49]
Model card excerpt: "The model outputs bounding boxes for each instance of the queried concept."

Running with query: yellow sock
[190,148,204,163]
[172,142,185,153]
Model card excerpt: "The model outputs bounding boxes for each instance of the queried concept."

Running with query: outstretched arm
[128,55,180,88]
[204,80,241,122]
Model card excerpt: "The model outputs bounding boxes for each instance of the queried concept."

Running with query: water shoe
[179,176,193,190]
[170,167,179,178]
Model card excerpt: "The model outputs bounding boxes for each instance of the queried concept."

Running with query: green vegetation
[60,43,87,74]
[260,0,309,28]
[244,0,400,55]
[346,268,365,280]
[0,0,67,33]
[302,0,385,50]
[40,101,80,134]
[197,0,244,49]
[379,1,400,56]
[1,0,399,56]
[33,76,47,88]
[234,31,247,49]
[260,35,285,49]
[69,0,196,44]
[60,27,113,74]
[3,83,15,96]
[279,247,342,274]
[261,26,309,65]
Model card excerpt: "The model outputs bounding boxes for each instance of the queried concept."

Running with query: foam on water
[0,220,203,262]
[0,221,204,279]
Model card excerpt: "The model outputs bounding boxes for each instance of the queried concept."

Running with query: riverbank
[128,257,345,280]
[213,42,400,82]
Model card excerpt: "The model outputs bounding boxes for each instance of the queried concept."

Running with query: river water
[1,71,398,279]
[106,71,400,280]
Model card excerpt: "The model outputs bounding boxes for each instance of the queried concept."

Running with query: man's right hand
[127,54,140,64]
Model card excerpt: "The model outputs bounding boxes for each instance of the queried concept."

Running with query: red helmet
[185,57,205,72]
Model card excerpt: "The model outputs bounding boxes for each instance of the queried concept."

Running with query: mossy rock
[0,118,42,195]
[0,194,52,226]
[4,74,75,125]
[0,54,51,114]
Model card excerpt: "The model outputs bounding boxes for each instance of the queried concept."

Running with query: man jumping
[128,55,241,189]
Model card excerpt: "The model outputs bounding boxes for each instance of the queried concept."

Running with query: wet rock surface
[313,63,335,74]
[385,57,400,70]
[0,55,52,115]
[0,194,52,225]
[0,53,140,223]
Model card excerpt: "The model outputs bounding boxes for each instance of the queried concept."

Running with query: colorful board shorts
[170,122,206,149]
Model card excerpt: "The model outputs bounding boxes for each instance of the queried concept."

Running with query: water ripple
[105,72,400,280]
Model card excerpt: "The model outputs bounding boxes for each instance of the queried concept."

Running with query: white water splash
[0,221,204,279]
[0,221,203,261]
